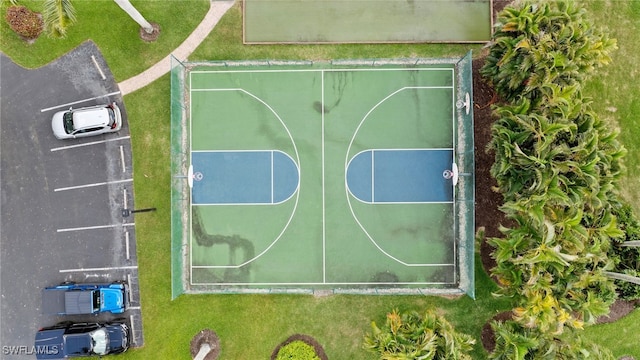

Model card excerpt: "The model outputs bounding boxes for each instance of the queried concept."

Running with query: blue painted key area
[347,149,453,203]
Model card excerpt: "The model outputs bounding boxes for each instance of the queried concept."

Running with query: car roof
[72,107,110,129]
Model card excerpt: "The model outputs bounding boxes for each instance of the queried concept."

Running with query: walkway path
[118,0,235,95]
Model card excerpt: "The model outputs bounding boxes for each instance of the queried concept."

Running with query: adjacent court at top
[171,55,475,297]
[243,0,493,43]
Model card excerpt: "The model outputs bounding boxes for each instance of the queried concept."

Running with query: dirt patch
[473,0,526,281]
[596,299,640,324]
[190,329,221,360]
[472,53,509,280]
[492,0,512,21]
[139,22,160,42]
[480,311,514,354]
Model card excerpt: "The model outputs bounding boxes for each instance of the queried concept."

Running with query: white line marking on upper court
[54,179,132,192]
[40,91,121,112]
[50,136,131,152]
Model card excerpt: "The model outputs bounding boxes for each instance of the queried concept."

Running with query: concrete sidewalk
[118,0,234,95]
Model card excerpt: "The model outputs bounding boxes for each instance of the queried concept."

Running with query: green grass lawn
[1,0,639,358]
[0,0,210,81]
[581,0,640,211]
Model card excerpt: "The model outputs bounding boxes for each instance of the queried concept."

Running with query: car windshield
[63,112,75,134]
[90,328,109,355]
[107,107,116,126]
[93,290,101,310]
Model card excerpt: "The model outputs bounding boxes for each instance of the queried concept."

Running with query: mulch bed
[474,0,516,281]
[596,299,640,324]
[472,53,505,281]
[270,334,328,360]
[139,22,160,42]
[480,311,514,354]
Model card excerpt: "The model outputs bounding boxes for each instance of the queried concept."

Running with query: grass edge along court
[170,54,475,299]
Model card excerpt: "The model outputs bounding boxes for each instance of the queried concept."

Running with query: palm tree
[363,309,475,360]
[42,0,156,38]
[113,0,155,35]
[481,0,616,102]
[42,0,76,38]
[604,271,640,285]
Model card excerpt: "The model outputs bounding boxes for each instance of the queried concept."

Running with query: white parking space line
[54,178,132,192]
[59,265,138,273]
[125,231,131,260]
[130,315,137,344]
[57,223,135,233]
[40,91,121,112]
[50,136,131,152]
[120,145,126,172]
[91,55,107,80]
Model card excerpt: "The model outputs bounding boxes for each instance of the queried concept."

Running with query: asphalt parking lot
[0,41,144,357]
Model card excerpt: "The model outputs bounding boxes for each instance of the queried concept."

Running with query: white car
[51,102,122,140]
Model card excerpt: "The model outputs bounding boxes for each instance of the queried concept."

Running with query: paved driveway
[1,41,143,357]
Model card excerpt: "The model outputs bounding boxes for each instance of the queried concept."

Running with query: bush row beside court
[363,308,476,359]
[481,0,638,358]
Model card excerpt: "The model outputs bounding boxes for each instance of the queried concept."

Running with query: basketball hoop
[444,163,459,186]
[188,165,194,188]
[187,165,204,189]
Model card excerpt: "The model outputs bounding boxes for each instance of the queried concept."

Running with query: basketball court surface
[171,55,475,298]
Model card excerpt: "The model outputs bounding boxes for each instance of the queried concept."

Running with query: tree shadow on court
[192,207,255,283]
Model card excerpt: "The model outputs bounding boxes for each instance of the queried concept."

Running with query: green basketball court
[171,55,475,298]
[243,0,493,43]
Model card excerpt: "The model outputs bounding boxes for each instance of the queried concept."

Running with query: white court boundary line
[321,70,326,282]
[187,68,459,280]
[188,85,301,272]
[190,279,457,286]
[190,67,453,75]
[344,82,457,267]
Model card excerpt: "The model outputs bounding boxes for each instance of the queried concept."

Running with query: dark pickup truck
[42,282,129,315]
[35,321,129,359]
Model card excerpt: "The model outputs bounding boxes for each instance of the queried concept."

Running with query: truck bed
[42,289,95,315]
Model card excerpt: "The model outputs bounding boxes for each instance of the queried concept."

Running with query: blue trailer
[42,282,129,315]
